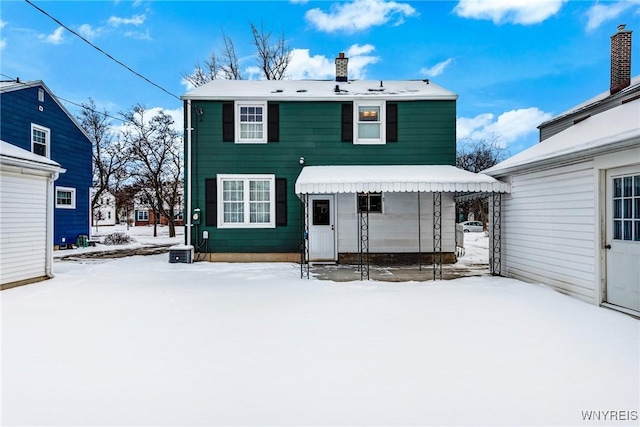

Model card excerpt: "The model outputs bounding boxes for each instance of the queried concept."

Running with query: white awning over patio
[295,165,510,195]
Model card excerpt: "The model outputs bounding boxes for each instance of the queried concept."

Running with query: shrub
[102,232,133,246]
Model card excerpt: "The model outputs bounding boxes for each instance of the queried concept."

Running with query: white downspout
[186,100,193,246]
[45,172,59,278]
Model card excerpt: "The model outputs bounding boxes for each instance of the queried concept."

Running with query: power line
[24,0,181,101]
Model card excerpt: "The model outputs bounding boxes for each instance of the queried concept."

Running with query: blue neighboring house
[1,80,92,248]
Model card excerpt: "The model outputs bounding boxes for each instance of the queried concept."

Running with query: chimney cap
[338,52,345,58]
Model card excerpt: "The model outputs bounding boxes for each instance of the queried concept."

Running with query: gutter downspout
[186,100,193,246]
[45,172,59,278]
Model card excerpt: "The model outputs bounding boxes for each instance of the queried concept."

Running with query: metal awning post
[300,194,310,279]
[433,192,442,280]
[358,204,370,280]
[491,192,502,276]
[418,191,422,271]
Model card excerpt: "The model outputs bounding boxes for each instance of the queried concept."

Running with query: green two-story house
[182,54,507,267]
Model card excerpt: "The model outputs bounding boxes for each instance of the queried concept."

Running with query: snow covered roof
[484,99,640,177]
[1,140,65,173]
[295,165,510,194]
[182,79,457,102]
[539,75,640,128]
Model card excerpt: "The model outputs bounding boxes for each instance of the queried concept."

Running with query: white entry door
[308,195,336,261]
[605,166,640,313]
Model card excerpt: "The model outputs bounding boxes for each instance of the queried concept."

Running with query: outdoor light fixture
[299,156,305,165]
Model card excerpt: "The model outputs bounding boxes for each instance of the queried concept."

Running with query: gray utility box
[168,245,194,264]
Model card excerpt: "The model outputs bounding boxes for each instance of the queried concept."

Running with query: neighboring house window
[354,100,385,144]
[56,187,76,209]
[217,174,275,228]
[31,124,50,157]
[357,192,383,213]
[236,102,267,143]
[174,211,183,221]
[136,210,149,221]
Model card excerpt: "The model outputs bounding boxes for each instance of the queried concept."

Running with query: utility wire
[24,0,181,101]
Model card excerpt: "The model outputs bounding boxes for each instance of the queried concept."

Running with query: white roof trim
[295,165,510,195]
[484,99,640,177]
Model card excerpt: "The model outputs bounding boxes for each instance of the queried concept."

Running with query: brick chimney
[335,52,348,82]
[610,24,632,94]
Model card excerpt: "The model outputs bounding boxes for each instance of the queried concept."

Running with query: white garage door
[0,171,48,286]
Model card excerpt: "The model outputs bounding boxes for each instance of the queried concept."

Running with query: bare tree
[120,105,183,237]
[456,135,508,228]
[182,32,242,87]
[77,99,127,222]
[250,22,291,80]
[183,23,291,86]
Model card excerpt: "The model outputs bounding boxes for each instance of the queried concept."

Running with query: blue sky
[1,0,639,156]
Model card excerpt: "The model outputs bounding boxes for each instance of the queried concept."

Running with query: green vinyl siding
[189,99,455,253]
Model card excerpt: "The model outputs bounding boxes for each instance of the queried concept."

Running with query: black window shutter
[222,102,234,142]
[341,103,353,143]
[386,103,398,143]
[205,178,217,226]
[276,178,287,226]
[268,103,279,143]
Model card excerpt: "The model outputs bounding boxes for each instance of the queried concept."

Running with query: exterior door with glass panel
[308,195,336,261]
[606,166,640,313]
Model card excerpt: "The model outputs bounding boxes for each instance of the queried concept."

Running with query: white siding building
[0,140,64,289]
[484,98,640,316]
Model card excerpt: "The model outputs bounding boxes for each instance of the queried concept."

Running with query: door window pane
[614,178,622,198]
[313,200,330,225]
[623,177,633,197]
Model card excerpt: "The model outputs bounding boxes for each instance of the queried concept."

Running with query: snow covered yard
[2,234,639,426]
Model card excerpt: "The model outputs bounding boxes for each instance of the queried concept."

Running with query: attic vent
[423,79,430,84]
[296,89,307,93]
[368,88,385,92]
[271,89,284,93]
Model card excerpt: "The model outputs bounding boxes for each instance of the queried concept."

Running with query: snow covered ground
[2,230,639,426]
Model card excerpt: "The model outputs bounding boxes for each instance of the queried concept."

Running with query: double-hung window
[236,102,267,143]
[136,210,149,221]
[217,174,275,228]
[55,187,76,209]
[31,124,50,157]
[354,100,385,144]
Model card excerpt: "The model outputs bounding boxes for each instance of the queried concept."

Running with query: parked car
[459,221,484,232]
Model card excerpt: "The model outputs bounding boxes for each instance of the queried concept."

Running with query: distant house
[133,189,184,227]
[182,53,508,269]
[484,25,639,316]
[0,80,92,249]
[91,189,116,227]
[0,141,65,289]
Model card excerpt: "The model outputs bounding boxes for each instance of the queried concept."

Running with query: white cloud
[0,39,6,51]
[305,0,417,33]
[457,108,552,146]
[421,58,454,77]
[585,1,640,31]
[108,14,146,27]
[39,26,65,44]
[114,106,184,136]
[78,24,99,40]
[453,0,566,25]
[0,20,6,29]
[124,30,152,40]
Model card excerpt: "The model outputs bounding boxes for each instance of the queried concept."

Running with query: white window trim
[136,210,149,221]
[31,123,51,158]
[55,186,76,209]
[217,174,276,228]
[235,101,268,144]
[354,100,386,145]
